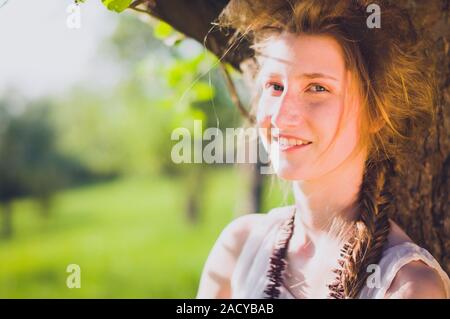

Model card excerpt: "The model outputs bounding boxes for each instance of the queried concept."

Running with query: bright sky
[0,0,119,98]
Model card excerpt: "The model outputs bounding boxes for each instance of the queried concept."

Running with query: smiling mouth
[272,136,312,151]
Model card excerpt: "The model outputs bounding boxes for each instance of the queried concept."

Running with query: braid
[263,208,296,299]
[263,160,394,299]
[328,159,394,298]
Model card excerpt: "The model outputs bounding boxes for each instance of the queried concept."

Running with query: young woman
[196,0,450,299]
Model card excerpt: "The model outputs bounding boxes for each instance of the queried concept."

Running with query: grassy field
[0,167,288,298]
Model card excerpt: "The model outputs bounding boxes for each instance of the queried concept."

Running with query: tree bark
[130,0,449,274]
[389,0,450,274]
[130,0,252,70]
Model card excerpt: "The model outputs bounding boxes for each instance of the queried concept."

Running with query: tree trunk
[250,158,264,214]
[185,166,204,224]
[1,202,13,239]
[389,0,450,274]
[235,159,264,216]
[130,0,450,274]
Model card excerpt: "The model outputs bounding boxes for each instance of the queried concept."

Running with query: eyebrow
[258,52,339,82]
[299,72,338,81]
[261,71,338,82]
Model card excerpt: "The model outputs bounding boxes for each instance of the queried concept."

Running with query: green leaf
[192,82,215,102]
[153,21,173,40]
[190,109,206,122]
[102,0,132,13]
[166,62,185,88]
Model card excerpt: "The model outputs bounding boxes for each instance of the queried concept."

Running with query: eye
[264,82,284,96]
[271,83,284,92]
[307,84,328,93]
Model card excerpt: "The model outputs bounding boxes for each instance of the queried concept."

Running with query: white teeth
[279,137,288,145]
[276,136,310,147]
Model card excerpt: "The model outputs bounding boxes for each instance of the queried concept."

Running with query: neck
[291,150,366,248]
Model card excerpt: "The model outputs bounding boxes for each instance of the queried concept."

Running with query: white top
[230,208,450,299]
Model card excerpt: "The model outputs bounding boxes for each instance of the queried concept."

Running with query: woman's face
[257,33,363,180]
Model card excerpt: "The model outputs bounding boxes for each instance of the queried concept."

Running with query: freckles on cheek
[311,101,343,142]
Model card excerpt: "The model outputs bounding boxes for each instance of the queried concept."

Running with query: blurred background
[0,0,291,297]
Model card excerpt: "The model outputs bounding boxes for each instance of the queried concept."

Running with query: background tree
[0,96,100,238]
[82,12,244,223]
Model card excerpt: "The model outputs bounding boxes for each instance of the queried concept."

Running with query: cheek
[307,99,343,143]
[321,102,361,160]
[256,100,272,148]
[256,97,272,126]
[335,114,360,151]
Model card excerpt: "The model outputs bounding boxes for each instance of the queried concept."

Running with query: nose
[271,92,303,129]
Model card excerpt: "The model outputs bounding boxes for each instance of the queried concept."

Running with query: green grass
[0,167,288,298]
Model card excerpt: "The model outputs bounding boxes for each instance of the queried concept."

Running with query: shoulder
[196,213,264,298]
[197,207,292,298]
[227,213,265,235]
[384,220,447,299]
[385,219,413,248]
[218,213,265,250]
[219,205,293,248]
[386,260,447,299]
